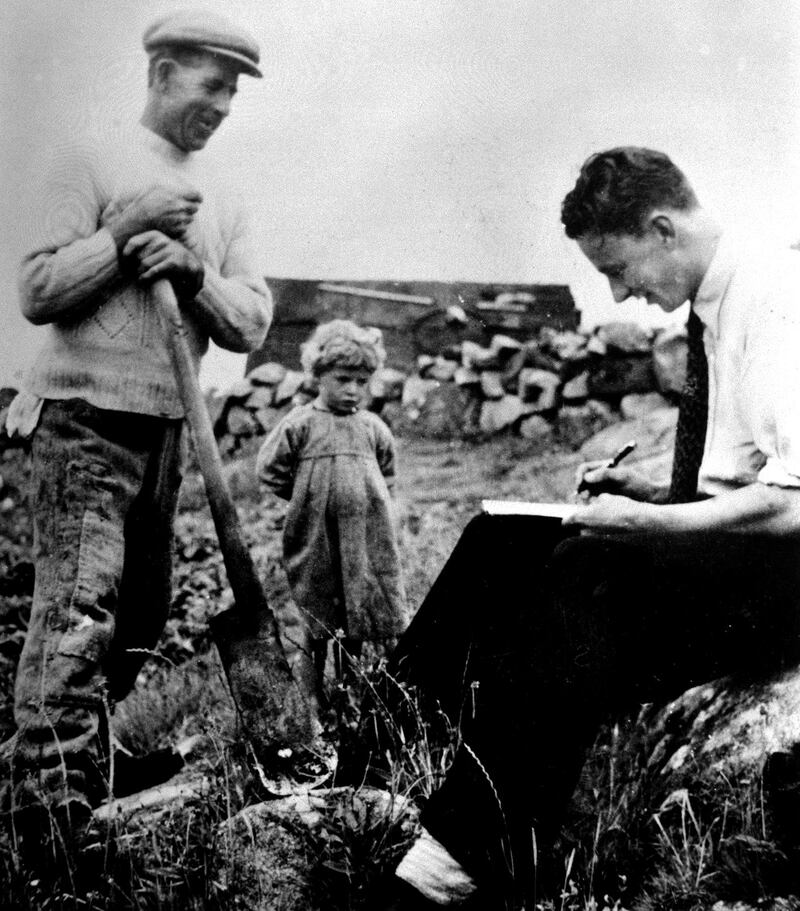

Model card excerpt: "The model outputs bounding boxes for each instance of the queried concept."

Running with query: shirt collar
[692,231,741,335]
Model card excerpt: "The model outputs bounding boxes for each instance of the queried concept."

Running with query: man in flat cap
[3,9,270,842]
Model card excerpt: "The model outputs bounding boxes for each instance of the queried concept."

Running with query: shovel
[152,279,313,758]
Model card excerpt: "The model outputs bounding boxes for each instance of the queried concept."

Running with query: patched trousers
[391,513,800,902]
[11,399,183,809]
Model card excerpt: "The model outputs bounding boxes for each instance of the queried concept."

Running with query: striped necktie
[667,309,708,504]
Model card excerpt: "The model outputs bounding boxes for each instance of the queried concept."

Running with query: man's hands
[574,462,663,503]
[564,493,657,534]
[106,185,203,248]
[105,184,205,297]
[122,231,204,296]
[567,458,668,535]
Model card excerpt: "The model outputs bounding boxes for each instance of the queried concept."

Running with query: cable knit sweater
[19,123,272,418]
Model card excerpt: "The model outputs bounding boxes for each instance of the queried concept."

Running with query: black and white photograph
[1,2,800,908]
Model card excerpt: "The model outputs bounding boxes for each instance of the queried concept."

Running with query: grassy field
[1,432,798,909]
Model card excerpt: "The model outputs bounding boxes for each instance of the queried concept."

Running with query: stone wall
[212,319,688,454]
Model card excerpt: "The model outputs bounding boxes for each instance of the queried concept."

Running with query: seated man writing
[379,147,800,909]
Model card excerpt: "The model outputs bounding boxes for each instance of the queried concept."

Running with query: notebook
[481,500,576,519]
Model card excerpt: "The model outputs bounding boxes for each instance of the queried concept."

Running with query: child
[256,319,406,712]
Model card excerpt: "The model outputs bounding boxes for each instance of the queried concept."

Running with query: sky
[2,0,799,391]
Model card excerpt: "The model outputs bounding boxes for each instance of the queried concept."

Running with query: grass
[3,436,800,908]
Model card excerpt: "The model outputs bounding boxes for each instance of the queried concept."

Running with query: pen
[576,440,637,494]
[606,439,637,469]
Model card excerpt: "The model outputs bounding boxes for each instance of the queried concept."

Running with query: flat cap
[143,9,262,78]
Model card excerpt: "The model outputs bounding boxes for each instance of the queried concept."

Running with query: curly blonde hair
[300,319,386,378]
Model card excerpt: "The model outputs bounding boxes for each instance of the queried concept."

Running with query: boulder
[370,368,407,402]
[245,386,275,411]
[247,362,288,387]
[226,405,259,439]
[588,354,656,398]
[401,376,439,412]
[518,413,556,445]
[488,334,523,357]
[652,323,689,397]
[562,371,589,404]
[426,357,459,383]
[538,328,589,363]
[479,395,525,435]
[517,368,561,410]
[453,366,481,387]
[222,377,254,401]
[557,400,616,449]
[213,788,418,911]
[407,383,477,439]
[461,340,501,371]
[254,406,285,436]
[274,371,306,408]
[619,391,673,420]
[416,354,436,376]
[479,370,505,400]
[579,407,677,464]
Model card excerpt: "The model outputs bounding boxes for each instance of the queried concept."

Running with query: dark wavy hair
[561,147,699,239]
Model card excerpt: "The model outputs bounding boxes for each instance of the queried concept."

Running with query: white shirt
[693,232,800,496]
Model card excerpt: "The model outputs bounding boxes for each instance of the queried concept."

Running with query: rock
[401,376,439,412]
[254,406,285,436]
[426,357,459,383]
[226,405,259,439]
[213,787,418,911]
[245,385,275,411]
[213,801,318,910]
[619,391,672,420]
[518,414,555,444]
[517,368,561,410]
[579,408,677,463]
[588,353,655,398]
[500,347,527,388]
[479,395,525,435]
[379,400,403,429]
[489,334,523,356]
[461,340,500,371]
[416,354,436,376]
[370,368,407,402]
[453,366,481,387]
[562,371,589,404]
[410,383,478,438]
[479,370,505,400]
[274,370,306,407]
[247,362,288,387]
[557,400,616,449]
[594,320,652,354]
[652,323,689,397]
[539,328,589,363]
[222,378,254,401]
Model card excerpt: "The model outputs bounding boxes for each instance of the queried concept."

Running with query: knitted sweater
[19,123,272,418]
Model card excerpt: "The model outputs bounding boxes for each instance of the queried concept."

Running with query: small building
[246,278,580,373]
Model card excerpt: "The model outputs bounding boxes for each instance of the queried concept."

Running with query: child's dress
[256,400,406,641]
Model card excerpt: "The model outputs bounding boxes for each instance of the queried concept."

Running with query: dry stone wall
[210,320,687,454]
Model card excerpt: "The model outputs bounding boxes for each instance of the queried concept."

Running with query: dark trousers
[11,399,183,809]
[390,514,800,898]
